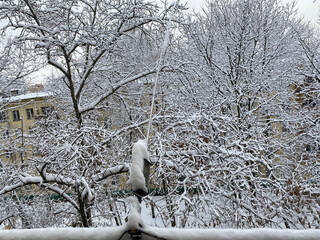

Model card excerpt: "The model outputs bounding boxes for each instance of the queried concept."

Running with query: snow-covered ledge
[0,227,319,240]
[0,226,127,240]
[142,227,320,240]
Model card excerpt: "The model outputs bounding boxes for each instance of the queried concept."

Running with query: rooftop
[0,91,53,104]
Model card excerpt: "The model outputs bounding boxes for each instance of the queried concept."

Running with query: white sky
[184,0,319,25]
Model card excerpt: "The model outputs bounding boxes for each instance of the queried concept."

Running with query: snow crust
[127,139,149,192]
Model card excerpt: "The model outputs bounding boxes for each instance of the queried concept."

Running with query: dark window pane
[12,110,20,121]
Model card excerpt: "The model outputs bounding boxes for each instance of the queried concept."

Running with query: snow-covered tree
[146,0,320,229]
[1,0,319,230]
[0,0,184,228]
[0,42,34,95]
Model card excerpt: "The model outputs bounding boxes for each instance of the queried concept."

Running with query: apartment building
[0,85,54,163]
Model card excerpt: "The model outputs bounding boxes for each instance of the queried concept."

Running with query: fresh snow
[143,227,320,240]
[0,92,53,103]
[126,196,143,231]
[0,227,319,240]
[127,139,149,192]
[0,226,127,240]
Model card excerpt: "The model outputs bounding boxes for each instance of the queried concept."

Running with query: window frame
[12,110,20,121]
[41,106,54,116]
[26,108,34,120]
[5,148,13,159]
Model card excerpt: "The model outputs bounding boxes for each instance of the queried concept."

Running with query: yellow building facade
[0,89,54,163]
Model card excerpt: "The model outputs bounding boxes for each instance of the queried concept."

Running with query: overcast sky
[184,0,319,25]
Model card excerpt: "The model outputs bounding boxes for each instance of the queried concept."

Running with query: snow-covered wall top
[0,226,127,240]
[0,227,319,240]
[144,226,320,240]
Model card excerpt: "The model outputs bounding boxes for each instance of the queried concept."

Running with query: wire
[146,1,177,144]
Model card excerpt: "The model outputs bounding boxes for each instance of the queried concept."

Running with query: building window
[302,98,317,108]
[0,111,7,122]
[12,110,20,121]
[32,147,41,156]
[26,108,34,119]
[2,129,9,139]
[281,122,290,133]
[5,148,13,159]
[41,106,54,115]
[306,144,316,152]
[29,127,35,135]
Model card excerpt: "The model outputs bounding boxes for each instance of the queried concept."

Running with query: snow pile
[144,226,320,240]
[126,196,143,231]
[127,139,149,192]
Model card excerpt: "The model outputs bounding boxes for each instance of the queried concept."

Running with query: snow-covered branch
[79,68,159,114]
[0,182,25,195]
[92,165,129,182]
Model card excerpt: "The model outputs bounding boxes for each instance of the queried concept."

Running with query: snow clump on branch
[127,139,149,192]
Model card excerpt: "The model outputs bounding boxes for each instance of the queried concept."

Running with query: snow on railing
[0,226,319,240]
[0,226,126,240]
[1,140,320,240]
